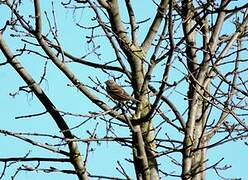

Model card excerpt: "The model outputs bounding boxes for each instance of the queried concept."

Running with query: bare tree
[0,0,248,179]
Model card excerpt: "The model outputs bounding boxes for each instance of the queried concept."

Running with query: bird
[105,80,139,103]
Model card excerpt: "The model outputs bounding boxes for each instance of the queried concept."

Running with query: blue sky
[0,1,247,179]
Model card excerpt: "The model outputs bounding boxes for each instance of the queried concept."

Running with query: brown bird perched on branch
[105,80,139,103]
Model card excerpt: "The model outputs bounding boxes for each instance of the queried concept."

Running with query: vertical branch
[97,0,143,93]
[142,0,174,122]
[125,0,138,45]
[141,0,169,54]
[99,1,159,179]
[104,0,130,45]
[132,126,150,180]
[181,1,232,179]
[181,0,197,116]
[197,0,229,85]
[140,20,167,98]
[181,0,197,178]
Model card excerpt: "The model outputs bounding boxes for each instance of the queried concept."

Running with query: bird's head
[105,80,115,86]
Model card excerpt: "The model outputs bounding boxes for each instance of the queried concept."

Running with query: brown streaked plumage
[105,80,139,103]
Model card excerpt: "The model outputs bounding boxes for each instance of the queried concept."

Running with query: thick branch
[125,0,138,45]
[104,0,130,45]
[0,31,88,180]
[141,0,169,54]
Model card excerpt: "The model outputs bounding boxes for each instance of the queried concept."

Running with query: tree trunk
[132,74,159,179]
[182,87,209,180]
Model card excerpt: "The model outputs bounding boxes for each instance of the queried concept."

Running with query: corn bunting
[105,80,139,103]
